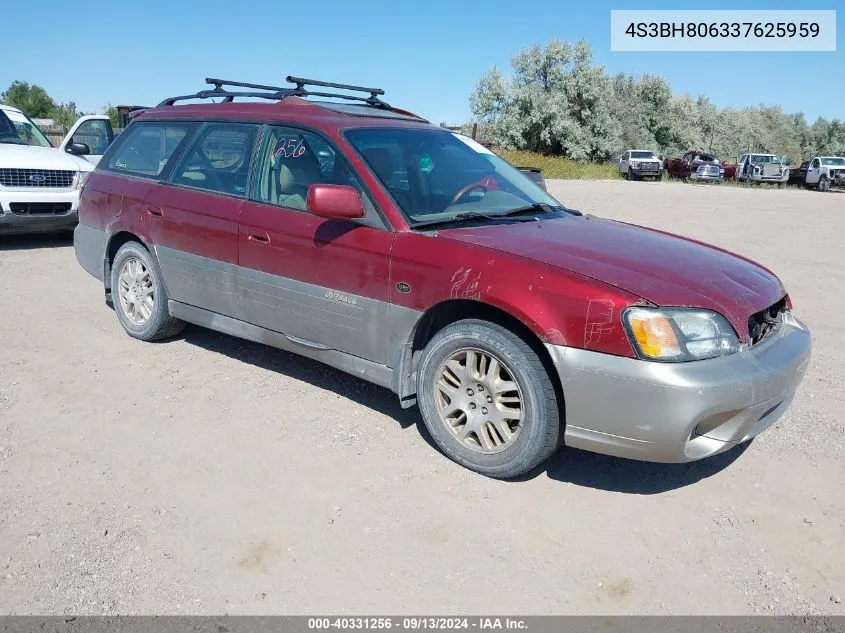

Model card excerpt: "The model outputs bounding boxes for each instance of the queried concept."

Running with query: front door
[237,125,394,363]
[805,158,821,185]
[60,117,115,166]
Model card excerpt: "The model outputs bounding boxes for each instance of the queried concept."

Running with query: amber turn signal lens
[627,310,683,359]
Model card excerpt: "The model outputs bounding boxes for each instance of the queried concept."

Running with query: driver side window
[811,159,820,168]
[170,123,259,197]
[252,126,367,212]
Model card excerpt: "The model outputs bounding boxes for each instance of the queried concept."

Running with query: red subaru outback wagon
[74,77,811,478]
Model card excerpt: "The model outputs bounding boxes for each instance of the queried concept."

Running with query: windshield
[0,108,52,147]
[750,155,780,164]
[345,129,562,225]
[630,151,656,159]
[821,157,845,166]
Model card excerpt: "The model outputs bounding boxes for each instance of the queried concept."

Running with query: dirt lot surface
[1,180,843,616]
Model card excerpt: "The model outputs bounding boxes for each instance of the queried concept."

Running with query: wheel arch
[103,230,153,293]
[392,299,565,418]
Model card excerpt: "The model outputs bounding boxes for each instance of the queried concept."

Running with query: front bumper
[0,189,80,235]
[546,312,811,463]
[689,171,723,182]
[749,173,789,183]
[633,167,663,177]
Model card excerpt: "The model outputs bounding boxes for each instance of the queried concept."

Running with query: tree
[470,40,619,160]
[468,39,845,162]
[51,101,81,127]
[102,104,121,128]
[1,81,56,118]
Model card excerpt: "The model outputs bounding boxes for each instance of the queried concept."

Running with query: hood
[0,144,94,171]
[440,215,786,342]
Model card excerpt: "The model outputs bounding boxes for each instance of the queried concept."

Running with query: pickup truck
[735,153,789,185]
[803,156,845,192]
[618,149,664,181]
[1,104,115,234]
[665,150,725,182]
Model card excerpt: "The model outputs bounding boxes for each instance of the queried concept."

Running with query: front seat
[275,152,323,211]
[361,147,412,212]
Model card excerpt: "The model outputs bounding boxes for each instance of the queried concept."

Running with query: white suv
[0,104,114,235]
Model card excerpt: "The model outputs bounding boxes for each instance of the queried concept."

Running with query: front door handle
[146,207,163,217]
[247,230,270,245]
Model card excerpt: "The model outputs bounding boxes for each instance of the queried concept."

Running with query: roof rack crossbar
[286,75,388,107]
[204,77,288,92]
[286,75,385,96]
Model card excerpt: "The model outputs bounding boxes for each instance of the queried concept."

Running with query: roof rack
[285,76,388,108]
[156,76,393,110]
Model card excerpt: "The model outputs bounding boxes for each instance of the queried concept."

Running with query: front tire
[627,167,636,181]
[819,175,830,192]
[415,319,560,479]
[110,241,185,341]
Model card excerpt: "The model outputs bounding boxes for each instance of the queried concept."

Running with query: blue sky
[2,0,842,124]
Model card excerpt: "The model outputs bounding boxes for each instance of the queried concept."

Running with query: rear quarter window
[102,121,194,179]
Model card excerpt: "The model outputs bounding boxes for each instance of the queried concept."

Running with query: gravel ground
[0,180,843,615]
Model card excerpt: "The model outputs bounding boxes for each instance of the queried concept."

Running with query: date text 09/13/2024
[307,617,528,630]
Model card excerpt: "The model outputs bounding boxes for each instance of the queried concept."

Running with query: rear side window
[105,122,192,178]
[170,122,259,197]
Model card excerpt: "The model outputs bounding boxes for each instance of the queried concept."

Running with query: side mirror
[66,142,91,156]
[306,184,365,220]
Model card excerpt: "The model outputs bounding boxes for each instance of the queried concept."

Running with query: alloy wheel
[433,348,523,454]
[117,257,154,325]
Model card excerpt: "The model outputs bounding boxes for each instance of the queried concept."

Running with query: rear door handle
[247,230,270,244]
[146,207,163,217]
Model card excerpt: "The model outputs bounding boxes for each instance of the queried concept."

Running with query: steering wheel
[450,180,488,205]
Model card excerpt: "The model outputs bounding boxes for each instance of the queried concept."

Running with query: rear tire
[110,241,185,341]
[415,319,560,479]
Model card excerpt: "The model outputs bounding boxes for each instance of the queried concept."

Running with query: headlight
[77,171,91,190]
[623,307,741,361]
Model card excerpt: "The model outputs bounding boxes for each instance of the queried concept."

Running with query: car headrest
[361,148,395,182]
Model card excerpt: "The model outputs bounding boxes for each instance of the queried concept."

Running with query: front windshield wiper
[411,203,581,230]
[0,137,28,145]
[501,203,583,218]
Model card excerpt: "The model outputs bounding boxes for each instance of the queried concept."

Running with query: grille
[748,297,787,345]
[9,202,73,215]
[637,161,659,170]
[698,164,719,174]
[0,168,76,188]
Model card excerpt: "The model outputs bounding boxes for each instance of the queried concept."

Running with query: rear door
[143,121,261,318]
[237,125,395,363]
[97,119,196,262]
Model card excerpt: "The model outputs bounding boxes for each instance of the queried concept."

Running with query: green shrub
[497,149,620,180]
